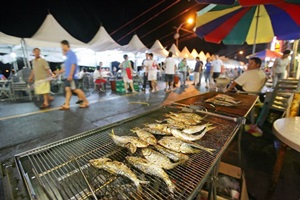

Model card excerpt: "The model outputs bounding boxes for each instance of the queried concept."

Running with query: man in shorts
[29,48,54,109]
[119,54,137,94]
[164,51,176,91]
[55,40,89,110]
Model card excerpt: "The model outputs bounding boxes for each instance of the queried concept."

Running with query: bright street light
[239,51,244,55]
[174,17,194,48]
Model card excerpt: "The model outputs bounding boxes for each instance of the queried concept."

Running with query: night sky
[0,0,266,60]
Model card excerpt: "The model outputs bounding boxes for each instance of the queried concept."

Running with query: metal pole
[252,5,260,54]
[291,40,299,77]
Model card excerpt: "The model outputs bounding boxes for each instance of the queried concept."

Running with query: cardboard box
[199,162,249,200]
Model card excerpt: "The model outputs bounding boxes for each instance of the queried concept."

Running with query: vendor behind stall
[225,57,266,93]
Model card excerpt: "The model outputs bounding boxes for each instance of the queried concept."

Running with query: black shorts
[165,74,174,82]
[64,79,79,90]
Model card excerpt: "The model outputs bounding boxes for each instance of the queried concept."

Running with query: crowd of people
[16,39,292,110]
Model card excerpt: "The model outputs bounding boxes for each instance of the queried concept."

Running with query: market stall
[15,92,258,200]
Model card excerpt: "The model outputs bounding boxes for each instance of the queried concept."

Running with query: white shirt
[273,57,290,73]
[93,70,101,82]
[212,59,223,73]
[235,69,266,92]
[144,59,157,72]
[164,57,176,74]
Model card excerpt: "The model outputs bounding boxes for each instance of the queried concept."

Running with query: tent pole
[252,5,260,54]
[21,39,31,69]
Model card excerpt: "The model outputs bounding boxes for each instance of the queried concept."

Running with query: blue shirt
[64,50,79,79]
[0,74,4,79]
[205,62,212,73]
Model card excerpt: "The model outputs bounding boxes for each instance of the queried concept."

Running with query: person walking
[164,51,176,91]
[55,40,89,110]
[28,48,54,109]
[192,57,203,87]
[178,58,187,87]
[211,54,224,83]
[119,54,137,94]
[142,53,152,92]
[144,53,159,92]
[272,49,291,88]
[204,57,212,88]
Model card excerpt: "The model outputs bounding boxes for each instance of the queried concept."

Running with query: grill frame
[15,105,242,200]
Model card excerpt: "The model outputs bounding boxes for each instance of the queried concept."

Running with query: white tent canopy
[191,49,199,58]
[0,32,21,46]
[149,40,168,58]
[121,34,148,54]
[88,26,121,52]
[199,51,207,61]
[168,44,181,57]
[181,46,194,60]
[24,14,87,48]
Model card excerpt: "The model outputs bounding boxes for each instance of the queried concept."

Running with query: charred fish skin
[89,158,149,191]
[141,148,179,170]
[125,156,176,194]
[131,127,157,145]
[154,145,189,164]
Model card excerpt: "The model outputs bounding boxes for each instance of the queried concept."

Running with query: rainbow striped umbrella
[195,2,300,52]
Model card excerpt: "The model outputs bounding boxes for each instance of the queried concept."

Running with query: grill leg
[207,158,220,200]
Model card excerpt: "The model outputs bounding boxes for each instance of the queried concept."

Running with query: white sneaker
[132,90,137,94]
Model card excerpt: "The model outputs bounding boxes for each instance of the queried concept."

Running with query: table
[270,117,300,190]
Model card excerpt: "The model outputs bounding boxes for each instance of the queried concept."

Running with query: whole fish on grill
[164,114,198,125]
[142,127,172,135]
[182,123,213,134]
[131,127,157,145]
[158,136,215,155]
[156,119,186,129]
[89,158,149,192]
[154,145,189,164]
[125,156,176,193]
[168,112,203,123]
[171,125,215,142]
[141,148,180,170]
[109,129,149,153]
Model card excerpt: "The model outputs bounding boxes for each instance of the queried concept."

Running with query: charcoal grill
[15,106,242,200]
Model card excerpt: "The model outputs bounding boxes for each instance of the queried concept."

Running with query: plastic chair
[11,77,32,101]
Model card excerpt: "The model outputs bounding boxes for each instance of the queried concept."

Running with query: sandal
[79,103,89,108]
[40,104,50,109]
[59,105,70,110]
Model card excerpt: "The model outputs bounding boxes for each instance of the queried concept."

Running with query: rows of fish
[205,94,241,107]
[89,112,216,194]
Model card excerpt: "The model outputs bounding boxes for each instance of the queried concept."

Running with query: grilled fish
[171,125,215,142]
[158,136,215,155]
[142,148,179,170]
[154,145,189,164]
[182,123,213,134]
[109,129,149,153]
[131,127,157,145]
[156,119,186,129]
[89,158,149,191]
[169,112,203,123]
[142,127,172,135]
[164,114,198,125]
[126,156,176,193]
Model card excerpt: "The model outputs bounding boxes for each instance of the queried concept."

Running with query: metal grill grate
[15,107,241,200]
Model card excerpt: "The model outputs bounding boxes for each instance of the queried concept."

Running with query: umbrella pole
[252,5,261,54]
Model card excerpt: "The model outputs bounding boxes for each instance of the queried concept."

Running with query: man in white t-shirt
[144,53,159,92]
[164,51,176,91]
[272,49,290,88]
[225,57,266,93]
[211,54,224,83]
